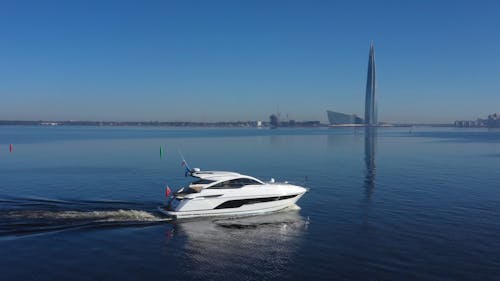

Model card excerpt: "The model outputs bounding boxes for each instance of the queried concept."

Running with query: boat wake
[0,196,171,237]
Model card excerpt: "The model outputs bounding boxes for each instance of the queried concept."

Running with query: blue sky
[1,0,499,123]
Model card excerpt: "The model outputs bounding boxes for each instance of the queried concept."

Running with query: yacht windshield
[192,179,215,185]
[208,178,262,189]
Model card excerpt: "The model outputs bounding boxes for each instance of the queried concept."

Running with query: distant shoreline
[0,120,454,128]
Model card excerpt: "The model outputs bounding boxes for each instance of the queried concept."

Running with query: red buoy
[9,144,13,153]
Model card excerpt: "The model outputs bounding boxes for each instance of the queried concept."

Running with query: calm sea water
[1,126,499,280]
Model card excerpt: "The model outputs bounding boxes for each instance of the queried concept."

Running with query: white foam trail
[3,209,166,222]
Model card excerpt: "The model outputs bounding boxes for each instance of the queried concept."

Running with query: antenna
[177,149,192,173]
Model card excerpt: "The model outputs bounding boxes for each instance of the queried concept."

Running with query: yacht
[158,169,307,219]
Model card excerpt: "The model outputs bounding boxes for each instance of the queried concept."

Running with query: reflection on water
[174,209,307,280]
[361,127,377,231]
[364,127,377,200]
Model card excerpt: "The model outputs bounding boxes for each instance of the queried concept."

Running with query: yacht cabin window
[208,178,262,189]
[191,179,215,185]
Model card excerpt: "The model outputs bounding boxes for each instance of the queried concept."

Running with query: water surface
[1,126,499,280]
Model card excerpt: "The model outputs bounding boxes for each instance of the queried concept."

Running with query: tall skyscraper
[364,41,377,125]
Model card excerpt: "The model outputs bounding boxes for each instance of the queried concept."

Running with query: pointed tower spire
[364,41,377,125]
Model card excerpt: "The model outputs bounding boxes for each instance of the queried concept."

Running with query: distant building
[487,113,500,128]
[268,113,319,127]
[270,114,279,127]
[299,121,321,127]
[327,110,363,125]
[327,41,379,126]
[364,41,377,125]
[453,115,500,128]
[454,120,479,127]
[454,113,500,128]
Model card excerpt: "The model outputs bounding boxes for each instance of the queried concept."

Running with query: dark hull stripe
[214,194,299,209]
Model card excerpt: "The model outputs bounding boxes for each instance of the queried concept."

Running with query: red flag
[165,186,172,198]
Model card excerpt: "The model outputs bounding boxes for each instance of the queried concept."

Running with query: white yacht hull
[159,192,305,219]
